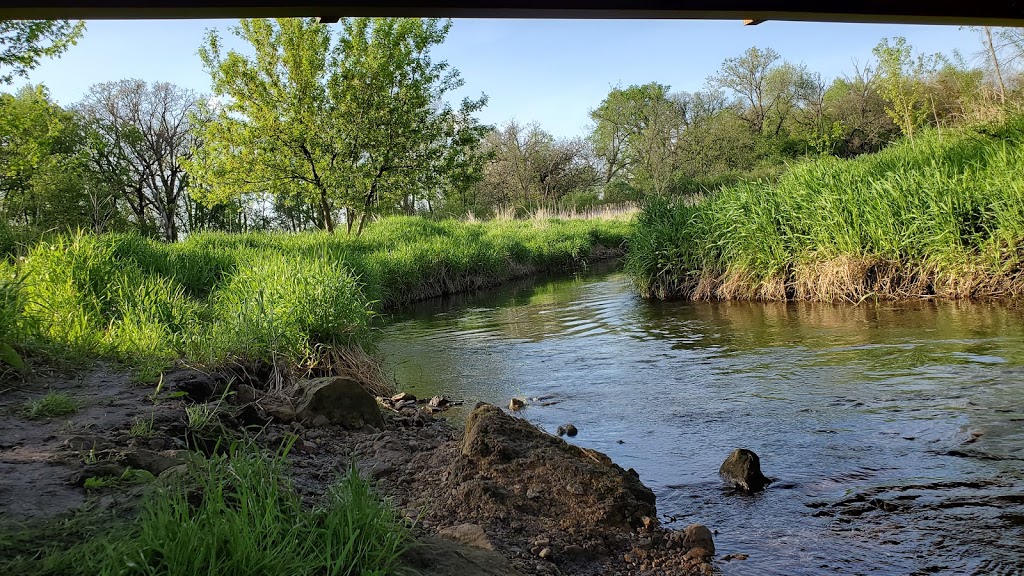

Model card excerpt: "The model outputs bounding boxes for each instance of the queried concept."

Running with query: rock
[262,400,296,423]
[538,547,552,559]
[123,448,188,476]
[438,523,494,550]
[392,392,416,403]
[564,424,578,437]
[169,370,221,402]
[428,395,452,409]
[719,448,770,492]
[508,398,526,411]
[459,404,656,532]
[295,377,384,430]
[235,384,257,404]
[556,426,566,436]
[403,536,525,576]
[73,462,127,486]
[157,464,189,483]
[681,524,715,555]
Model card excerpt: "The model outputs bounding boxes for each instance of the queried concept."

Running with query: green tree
[0,86,106,230]
[0,20,85,84]
[873,37,937,139]
[590,83,685,197]
[192,17,486,234]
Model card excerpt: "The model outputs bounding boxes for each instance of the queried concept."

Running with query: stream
[378,268,1024,575]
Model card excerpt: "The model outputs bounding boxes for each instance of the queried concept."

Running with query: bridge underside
[1,1,1023,26]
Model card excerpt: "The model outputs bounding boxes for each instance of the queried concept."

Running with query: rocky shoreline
[0,365,716,575]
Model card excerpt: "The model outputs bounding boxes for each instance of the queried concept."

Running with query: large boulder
[719,448,770,492]
[295,377,384,430]
[455,404,655,533]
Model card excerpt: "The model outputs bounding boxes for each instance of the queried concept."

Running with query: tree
[192,17,487,235]
[873,37,936,139]
[590,83,685,196]
[473,121,597,213]
[0,86,105,230]
[79,80,201,241]
[712,47,791,136]
[0,20,85,84]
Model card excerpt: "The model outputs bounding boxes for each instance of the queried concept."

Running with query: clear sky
[22,18,984,139]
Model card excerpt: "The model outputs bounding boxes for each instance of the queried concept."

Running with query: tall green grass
[0,444,408,576]
[1,216,628,378]
[628,118,1024,302]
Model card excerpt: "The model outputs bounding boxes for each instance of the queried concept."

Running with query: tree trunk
[984,27,1007,104]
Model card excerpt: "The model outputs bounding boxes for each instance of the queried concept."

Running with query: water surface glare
[378,271,1024,575]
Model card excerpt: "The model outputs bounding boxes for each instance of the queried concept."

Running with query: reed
[627,117,1024,302]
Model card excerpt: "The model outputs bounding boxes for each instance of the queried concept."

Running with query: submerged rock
[295,377,384,430]
[564,424,578,437]
[508,398,526,411]
[719,448,771,492]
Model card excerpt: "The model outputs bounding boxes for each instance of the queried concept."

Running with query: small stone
[236,384,257,404]
[538,547,552,559]
[641,515,656,530]
[682,523,715,555]
[685,547,712,559]
[391,392,416,403]
[623,552,636,564]
[310,414,330,429]
[438,523,493,550]
[509,398,526,411]
[556,426,566,436]
[564,424,578,437]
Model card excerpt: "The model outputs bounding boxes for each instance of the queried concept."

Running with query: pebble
[538,547,552,559]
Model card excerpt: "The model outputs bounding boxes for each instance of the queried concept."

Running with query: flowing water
[378,269,1024,575]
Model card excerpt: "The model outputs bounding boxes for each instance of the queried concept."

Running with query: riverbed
[378,269,1024,576]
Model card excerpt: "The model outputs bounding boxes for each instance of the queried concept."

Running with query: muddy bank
[0,365,712,576]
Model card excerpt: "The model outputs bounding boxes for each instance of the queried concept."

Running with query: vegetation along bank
[627,117,1024,303]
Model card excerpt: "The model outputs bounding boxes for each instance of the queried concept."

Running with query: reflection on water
[378,271,1024,576]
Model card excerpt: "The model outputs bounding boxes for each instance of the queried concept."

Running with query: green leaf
[0,342,25,370]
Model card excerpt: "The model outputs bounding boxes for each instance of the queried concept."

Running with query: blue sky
[23,18,983,138]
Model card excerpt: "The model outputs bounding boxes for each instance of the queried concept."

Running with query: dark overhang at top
[1,0,1023,26]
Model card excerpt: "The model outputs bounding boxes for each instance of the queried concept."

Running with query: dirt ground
[0,364,715,576]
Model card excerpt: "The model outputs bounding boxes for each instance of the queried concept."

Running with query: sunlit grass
[21,391,80,420]
[628,117,1024,302]
[3,216,629,378]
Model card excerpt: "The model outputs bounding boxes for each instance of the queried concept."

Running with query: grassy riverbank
[1,216,629,380]
[0,443,408,576]
[627,117,1024,302]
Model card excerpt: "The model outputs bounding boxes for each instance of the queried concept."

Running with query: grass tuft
[21,392,80,420]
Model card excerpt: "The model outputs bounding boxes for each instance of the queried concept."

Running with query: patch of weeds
[185,402,219,431]
[129,416,155,438]
[21,391,80,420]
[1,442,410,576]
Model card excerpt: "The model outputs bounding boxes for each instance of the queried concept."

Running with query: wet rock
[458,404,655,532]
[719,448,770,492]
[508,398,526,411]
[681,524,715,555]
[564,424,578,437]
[295,377,384,430]
[169,370,220,402]
[123,448,188,476]
[438,523,494,550]
[556,426,566,436]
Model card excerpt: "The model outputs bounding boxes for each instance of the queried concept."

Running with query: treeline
[470,30,1024,213]
[2,22,1024,240]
